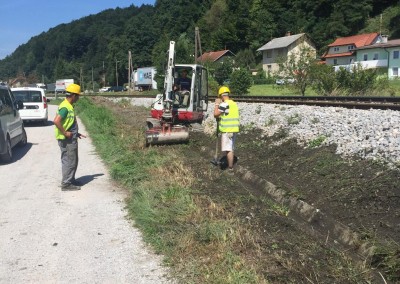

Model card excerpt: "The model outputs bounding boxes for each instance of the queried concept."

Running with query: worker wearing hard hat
[214,86,240,174]
[174,69,191,91]
[54,83,86,191]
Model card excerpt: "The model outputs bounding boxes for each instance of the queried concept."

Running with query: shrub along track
[81,97,400,283]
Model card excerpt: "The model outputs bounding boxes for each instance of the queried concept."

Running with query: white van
[0,84,27,162]
[11,87,49,125]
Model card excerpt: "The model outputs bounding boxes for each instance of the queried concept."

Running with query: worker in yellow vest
[214,86,240,174]
[54,84,86,191]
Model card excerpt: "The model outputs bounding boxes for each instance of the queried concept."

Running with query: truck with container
[55,79,74,94]
[132,67,157,91]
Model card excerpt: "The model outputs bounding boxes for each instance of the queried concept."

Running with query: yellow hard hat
[218,86,230,97]
[65,83,81,95]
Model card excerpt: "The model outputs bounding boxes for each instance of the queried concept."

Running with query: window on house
[267,65,272,71]
[393,67,399,77]
[373,53,379,60]
[334,47,339,52]
[266,50,272,58]
[333,59,337,65]
[394,51,399,59]
[363,54,368,61]
[348,45,354,50]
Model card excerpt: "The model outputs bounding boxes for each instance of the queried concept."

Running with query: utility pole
[195,27,203,64]
[128,51,132,95]
[91,67,94,93]
[102,61,105,87]
[80,67,83,91]
[115,59,119,87]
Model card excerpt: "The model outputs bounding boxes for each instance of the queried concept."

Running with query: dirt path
[0,105,171,283]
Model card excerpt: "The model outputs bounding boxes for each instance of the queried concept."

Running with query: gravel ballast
[122,97,400,166]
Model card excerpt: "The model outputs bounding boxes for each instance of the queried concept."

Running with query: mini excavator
[145,41,208,145]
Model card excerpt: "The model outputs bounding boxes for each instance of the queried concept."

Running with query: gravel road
[0,105,172,283]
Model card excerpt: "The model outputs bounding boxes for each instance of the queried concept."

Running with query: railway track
[210,95,400,110]
[68,94,400,111]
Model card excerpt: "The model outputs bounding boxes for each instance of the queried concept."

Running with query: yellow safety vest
[219,99,239,133]
[55,99,75,140]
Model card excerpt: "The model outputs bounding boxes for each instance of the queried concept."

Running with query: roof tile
[257,33,305,51]
[328,33,379,48]
[197,50,233,62]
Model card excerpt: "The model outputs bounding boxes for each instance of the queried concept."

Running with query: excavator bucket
[145,125,189,146]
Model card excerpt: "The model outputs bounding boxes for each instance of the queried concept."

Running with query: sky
[0,0,155,59]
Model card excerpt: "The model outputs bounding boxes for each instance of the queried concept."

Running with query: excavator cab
[146,43,208,146]
[171,64,208,123]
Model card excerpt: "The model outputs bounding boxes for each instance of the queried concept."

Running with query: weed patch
[78,97,265,283]
[77,97,400,282]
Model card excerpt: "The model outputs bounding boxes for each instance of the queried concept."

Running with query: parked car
[109,86,127,92]
[99,86,111,93]
[0,84,27,162]
[11,87,49,125]
[276,77,295,85]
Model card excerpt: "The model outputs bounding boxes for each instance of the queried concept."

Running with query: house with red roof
[323,33,400,79]
[197,50,235,63]
[322,33,382,66]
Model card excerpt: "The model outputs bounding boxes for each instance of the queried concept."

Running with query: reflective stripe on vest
[55,99,75,140]
[219,100,239,133]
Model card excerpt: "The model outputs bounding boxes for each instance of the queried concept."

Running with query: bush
[214,60,234,85]
[253,78,269,85]
[208,76,219,96]
[335,64,377,96]
[310,63,338,96]
[229,69,253,95]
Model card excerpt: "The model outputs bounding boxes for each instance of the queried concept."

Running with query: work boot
[227,168,235,176]
[61,184,81,191]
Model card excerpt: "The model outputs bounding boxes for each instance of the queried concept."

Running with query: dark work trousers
[58,138,78,186]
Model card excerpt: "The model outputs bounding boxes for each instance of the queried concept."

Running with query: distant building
[354,37,400,79]
[322,33,381,66]
[323,33,400,79]
[197,50,235,64]
[257,33,316,74]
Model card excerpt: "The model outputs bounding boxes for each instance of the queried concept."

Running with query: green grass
[248,84,318,96]
[76,97,266,283]
[389,78,400,96]
[248,78,400,97]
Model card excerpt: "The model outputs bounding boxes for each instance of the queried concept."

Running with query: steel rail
[63,94,400,111]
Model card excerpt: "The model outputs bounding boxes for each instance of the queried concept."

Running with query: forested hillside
[0,0,398,87]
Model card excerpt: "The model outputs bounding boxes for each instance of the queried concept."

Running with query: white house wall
[261,37,316,74]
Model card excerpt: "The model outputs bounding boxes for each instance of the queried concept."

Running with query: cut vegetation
[77,97,400,283]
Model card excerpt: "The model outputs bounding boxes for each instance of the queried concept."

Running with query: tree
[335,64,378,96]
[310,63,338,96]
[235,49,256,70]
[277,46,316,96]
[247,0,277,50]
[213,60,233,85]
[229,68,252,96]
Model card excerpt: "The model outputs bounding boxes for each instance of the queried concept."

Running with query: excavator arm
[145,40,208,146]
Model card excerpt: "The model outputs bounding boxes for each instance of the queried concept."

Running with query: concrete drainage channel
[234,164,373,253]
[241,164,393,279]
[202,147,385,279]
